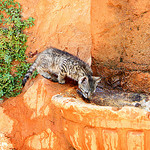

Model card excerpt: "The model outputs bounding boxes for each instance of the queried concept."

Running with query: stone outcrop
[1,77,74,149]
[0,0,150,149]
[16,0,150,93]
[17,0,150,71]
[1,78,150,149]
[91,0,150,71]
[91,0,150,93]
[52,94,150,150]
[17,0,92,65]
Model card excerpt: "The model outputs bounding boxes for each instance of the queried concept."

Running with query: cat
[22,47,101,99]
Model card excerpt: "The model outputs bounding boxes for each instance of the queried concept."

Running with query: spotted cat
[22,47,101,99]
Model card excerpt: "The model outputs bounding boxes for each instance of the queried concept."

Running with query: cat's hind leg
[48,72,58,82]
[42,72,58,82]
[37,68,58,82]
[39,71,51,79]
[58,64,68,84]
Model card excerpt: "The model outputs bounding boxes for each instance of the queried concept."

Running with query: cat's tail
[22,61,38,87]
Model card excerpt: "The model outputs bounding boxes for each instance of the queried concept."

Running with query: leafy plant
[0,0,37,100]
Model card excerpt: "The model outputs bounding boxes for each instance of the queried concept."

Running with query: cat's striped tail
[22,61,38,87]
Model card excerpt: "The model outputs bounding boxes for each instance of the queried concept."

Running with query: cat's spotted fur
[22,47,101,99]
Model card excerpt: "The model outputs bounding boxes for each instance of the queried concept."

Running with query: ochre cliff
[1,78,150,149]
[0,0,150,149]
[17,0,92,65]
[16,0,150,93]
[1,77,74,149]
[91,0,150,93]
[91,0,150,71]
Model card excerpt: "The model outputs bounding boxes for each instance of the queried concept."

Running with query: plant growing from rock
[0,0,37,100]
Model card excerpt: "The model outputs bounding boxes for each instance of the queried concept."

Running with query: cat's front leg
[58,64,67,84]
[58,72,66,84]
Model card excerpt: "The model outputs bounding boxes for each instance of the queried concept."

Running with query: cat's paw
[58,80,65,84]
[42,75,51,80]
[50,77,58,82]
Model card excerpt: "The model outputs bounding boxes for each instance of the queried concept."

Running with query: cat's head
[78,76,101,99]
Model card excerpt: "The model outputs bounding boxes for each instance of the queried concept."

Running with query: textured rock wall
[17,0,92,65]
[1,79,150,149]
[17,0,150,93]
[91,0,150,71]
[0,1,150,149]
[1,77,74,149]
[91,0,150,93]
[18,0,150,70]
[52,94,150,150]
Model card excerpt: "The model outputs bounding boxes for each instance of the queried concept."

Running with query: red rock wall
[17,0,150,93]
[1,79,150,149]
[17,0,92,65]
[91,0,150,71]
[91,0,150,93]
[15,0,150,89]
[1,77,74,149]
[1,1,150,149]
[17,0,150,69]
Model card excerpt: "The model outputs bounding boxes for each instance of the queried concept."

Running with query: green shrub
[0,0,37,100]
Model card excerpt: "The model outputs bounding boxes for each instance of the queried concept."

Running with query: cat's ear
[92,76,101,83]
[79,76,88,84]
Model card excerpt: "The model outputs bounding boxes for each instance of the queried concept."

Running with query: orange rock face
[0,0,150,149]
[17,0,92,65]
[16,0,150,93]
[1,78,74,150]
[1,78,150,149]
[122,72,150,93]
[91,0,150,93]
[91,0,150,71]
[52,94,150,150]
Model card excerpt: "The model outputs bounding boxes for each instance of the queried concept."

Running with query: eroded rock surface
[52,92,150,150]
[91,0,150,93]
[91,0,150,71]
[0,0,150,149]
[17,0,92,65]
[17,0,150,93]
[1,78,74,150]
[0,77,150,149]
